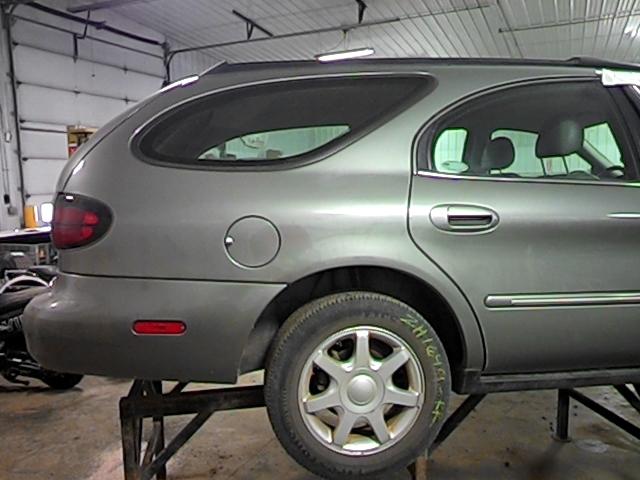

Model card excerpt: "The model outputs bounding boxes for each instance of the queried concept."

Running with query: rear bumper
[23,273,285,383]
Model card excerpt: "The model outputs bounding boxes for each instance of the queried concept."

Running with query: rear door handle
[430,205,499,233]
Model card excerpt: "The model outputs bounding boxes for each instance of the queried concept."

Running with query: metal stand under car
[118,381,640,480]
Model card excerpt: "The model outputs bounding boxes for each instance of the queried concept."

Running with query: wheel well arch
[239,265,467,383]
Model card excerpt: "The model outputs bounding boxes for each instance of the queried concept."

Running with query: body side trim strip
[485,292,640,308]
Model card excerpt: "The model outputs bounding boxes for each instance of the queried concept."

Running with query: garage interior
[2,1,640,479]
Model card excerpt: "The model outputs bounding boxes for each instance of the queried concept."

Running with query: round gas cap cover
[224,216,280,268]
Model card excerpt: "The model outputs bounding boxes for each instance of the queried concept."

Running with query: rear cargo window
[136,76,431,167]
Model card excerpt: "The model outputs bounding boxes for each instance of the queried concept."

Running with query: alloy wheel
[297,326,424,455]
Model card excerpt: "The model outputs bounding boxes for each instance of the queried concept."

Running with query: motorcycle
[0,265,83,389]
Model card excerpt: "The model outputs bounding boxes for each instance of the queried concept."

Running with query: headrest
[535,119,583,158]
[481,138,515,171]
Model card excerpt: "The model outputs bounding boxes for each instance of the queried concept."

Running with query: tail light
[52,194,112,249]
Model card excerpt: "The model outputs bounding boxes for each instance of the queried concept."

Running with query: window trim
[131,72,435,172]
[413,76,640,188]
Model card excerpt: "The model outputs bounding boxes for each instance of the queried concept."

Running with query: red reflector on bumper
[133,321,186,335]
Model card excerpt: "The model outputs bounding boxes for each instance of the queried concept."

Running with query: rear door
[409,78,640,374]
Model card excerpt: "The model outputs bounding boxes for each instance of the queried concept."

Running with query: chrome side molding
[486,292,640,308]
[608,212,640,219]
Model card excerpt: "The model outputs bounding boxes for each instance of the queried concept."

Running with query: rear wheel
[265,292,450,479]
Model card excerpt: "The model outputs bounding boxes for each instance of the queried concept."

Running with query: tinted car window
[138,76,430,166]
[425,82,635,182]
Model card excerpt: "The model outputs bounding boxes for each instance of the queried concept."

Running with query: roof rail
[200,61,228,75]
[565,56,640,70]
[198,56,640,75]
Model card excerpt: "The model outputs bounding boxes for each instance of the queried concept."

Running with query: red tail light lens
[52,194,112,249]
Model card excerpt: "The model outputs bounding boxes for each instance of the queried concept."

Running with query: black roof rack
[202,56,640,76]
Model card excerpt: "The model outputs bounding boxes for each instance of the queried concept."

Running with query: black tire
[41,372,83,390]
[265,292,451,480]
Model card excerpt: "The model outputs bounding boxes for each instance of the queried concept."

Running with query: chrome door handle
[430,205,499,232]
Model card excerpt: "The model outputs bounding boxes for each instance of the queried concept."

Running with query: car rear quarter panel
[25,273,284,381]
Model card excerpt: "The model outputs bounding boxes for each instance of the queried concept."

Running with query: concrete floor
[2,374,640,480]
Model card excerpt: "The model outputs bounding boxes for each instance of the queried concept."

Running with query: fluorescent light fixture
[315,47,375,63]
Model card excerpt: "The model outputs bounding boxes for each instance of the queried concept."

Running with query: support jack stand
[119,381,264,480]
[553,384,640,442]
[118,382,640,480]
[119,378,486,480]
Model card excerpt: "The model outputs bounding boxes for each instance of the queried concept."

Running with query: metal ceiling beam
[27,1,163,46]
[170,17,399,55]
[356,0,367,24]
[13,14,163,58]
[170,3,491,55]
[68,0,153,13]
[499,9,640,34]
[0,1,31,7]
[231,9,273,40]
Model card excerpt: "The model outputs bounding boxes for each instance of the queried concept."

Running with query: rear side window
[424,81,636,182]
[137,76,431,167]
[432,128,468,173]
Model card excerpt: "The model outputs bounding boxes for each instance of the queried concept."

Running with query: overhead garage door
[11,11,164,215]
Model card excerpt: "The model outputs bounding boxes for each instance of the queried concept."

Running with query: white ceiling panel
[59,0,640,68]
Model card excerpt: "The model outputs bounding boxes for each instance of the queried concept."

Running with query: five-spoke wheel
[265,292,451,479]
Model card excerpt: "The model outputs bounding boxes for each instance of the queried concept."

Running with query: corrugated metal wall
[4,3,167,226]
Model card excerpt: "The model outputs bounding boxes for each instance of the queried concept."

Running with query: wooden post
[408,453,429,480]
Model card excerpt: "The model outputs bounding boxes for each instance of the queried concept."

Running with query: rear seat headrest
[481,138,515,171]
[536,119,583,158]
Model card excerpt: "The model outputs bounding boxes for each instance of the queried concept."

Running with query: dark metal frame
[119,381,265,480]
[119,382,640,480]
[554,385,640,442]
[119,381,481,480]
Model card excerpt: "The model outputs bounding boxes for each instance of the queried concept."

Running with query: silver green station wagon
[23,57,640,478]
